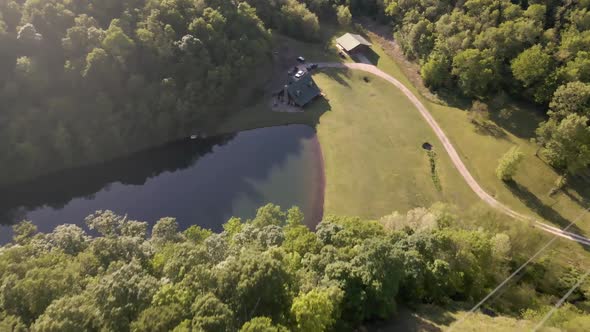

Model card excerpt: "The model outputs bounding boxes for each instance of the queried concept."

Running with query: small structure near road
[336,33,372,54]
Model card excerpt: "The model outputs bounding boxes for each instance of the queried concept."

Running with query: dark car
[297,56,306,63]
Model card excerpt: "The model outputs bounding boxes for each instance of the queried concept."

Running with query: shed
[336,33,372,53]
[287,73,321,107]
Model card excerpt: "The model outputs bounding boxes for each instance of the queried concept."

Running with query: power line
[448,208,589,332]
[532,267,590,331]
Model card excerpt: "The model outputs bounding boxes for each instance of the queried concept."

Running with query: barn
[336,33,372,54]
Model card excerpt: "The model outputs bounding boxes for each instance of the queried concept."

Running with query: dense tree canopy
[0,0,272,185]
[4,0,590,182]
[378,0,590,173]
[0,205,524,331]
[1,204,585,331]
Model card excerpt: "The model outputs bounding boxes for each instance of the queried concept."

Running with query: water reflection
[0,125,323,243]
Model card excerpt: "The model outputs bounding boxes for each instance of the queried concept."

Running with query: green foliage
[421,51,451,89]
[291,288,340,331]
[12,221,37,245]
[151,217,181,244]
[280,0,320,41]
[31,295,100,332]
[131,304,186,332]
[537,114,590,174]
[336,5,352,26]
[396,18,435,60]
[452,49,500,97]
[511,44,554,103]
[240,316,288,332]
[0,204,582,330]
[495,146,525,181]
[191,293,234,332]
[0,0,272,185]
[183,225,212,244]
[427,150,441,191]
[548,81,590,119]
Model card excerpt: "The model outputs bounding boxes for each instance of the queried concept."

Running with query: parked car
[297,56,306,63]
[294,70,305,78]
[307,63,318,70]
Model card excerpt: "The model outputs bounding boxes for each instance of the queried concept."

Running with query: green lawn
[212,29,590,326]
[361,34,590,238]
[312,70,477,218]
[369,305,559,332]
[217,28,590,240]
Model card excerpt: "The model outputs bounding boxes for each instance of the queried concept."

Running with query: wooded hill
[2,204,588,331]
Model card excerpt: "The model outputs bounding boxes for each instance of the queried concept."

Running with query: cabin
[283,72,321,107]
[336,33,372,54]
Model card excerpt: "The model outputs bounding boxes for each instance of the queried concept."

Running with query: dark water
[0,125,324,244]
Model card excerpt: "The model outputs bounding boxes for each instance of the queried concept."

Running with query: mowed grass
[363,36,590,237]
[369,305,559,332]
[312,70,477,218]
[218,27,590,240]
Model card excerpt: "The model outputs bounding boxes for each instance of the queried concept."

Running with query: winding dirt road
[317,62,590,246]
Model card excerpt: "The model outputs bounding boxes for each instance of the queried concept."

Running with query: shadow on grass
[471,120,510,140]
[364,48,381,65]
[488,101,546,140]
[505,181,585,236]
[320,68,352,88]
[366,305,454,332]
[563,174,590,209]
[430,88,473,110]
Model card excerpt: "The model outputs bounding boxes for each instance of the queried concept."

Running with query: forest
[1,204,588,331]
[0,0,320,185]
[1,0,590,184]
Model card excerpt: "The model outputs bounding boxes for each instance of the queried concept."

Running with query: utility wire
[448,208,590,332]
[532,267,590,331]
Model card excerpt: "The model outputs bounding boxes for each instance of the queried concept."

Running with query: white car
[294,70,305,78]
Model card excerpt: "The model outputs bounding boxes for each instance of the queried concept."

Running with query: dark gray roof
[287,73,321,107]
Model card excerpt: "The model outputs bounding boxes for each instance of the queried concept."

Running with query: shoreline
[309,130,326,229]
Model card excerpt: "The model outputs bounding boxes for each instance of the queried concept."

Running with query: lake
[0,125,324,244]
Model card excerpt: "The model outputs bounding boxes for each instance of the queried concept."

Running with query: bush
[496,147,525,181]
[336,5,352,26]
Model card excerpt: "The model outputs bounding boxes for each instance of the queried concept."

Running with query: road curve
[317,62,590,246]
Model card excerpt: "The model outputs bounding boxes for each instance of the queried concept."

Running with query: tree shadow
[488,101,546,140]
[320,68,352,88]
[471,120,510,140]
[505,181,584,235]
[365,305,459,332]
[562,174,590,209]
[428,88,473,110]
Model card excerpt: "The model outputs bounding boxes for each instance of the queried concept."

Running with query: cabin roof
[287,73,321,107]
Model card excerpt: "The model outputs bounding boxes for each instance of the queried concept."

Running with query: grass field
[218,27,590,238]
[359,32,590,238]
[212,27,590,330]
[369,305,560,332]
[217,67,479,218]
[312,69,477,217]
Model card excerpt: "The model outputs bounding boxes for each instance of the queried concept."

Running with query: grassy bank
[313,69,477,217]
[358,30,590,238]
[219,27,590,240]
